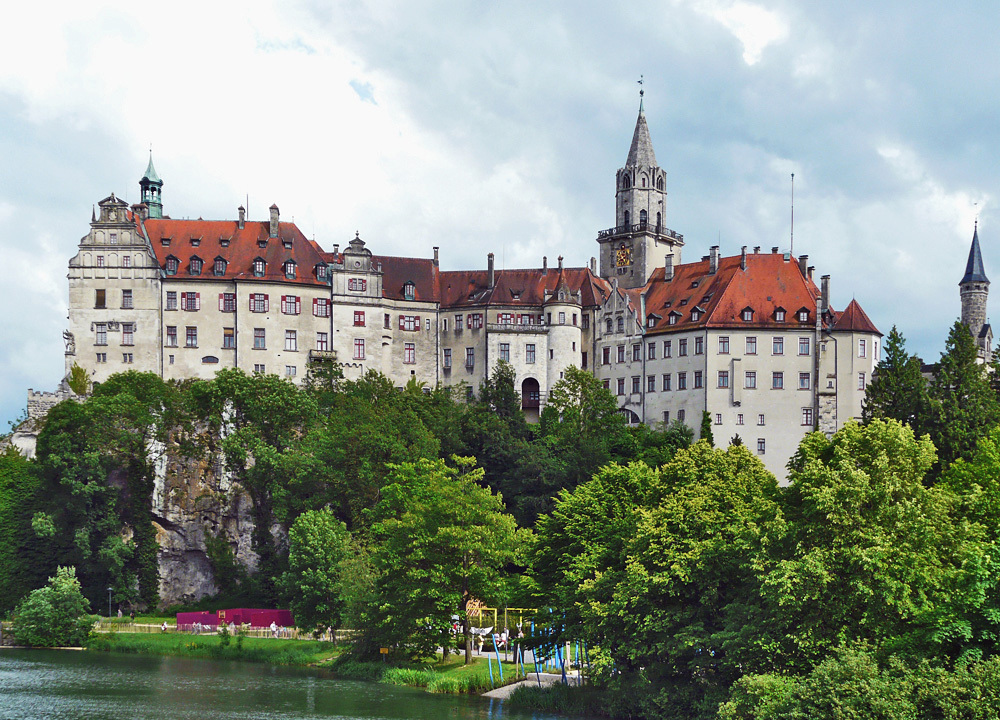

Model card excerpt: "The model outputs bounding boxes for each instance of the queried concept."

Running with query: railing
[597,222,683,241]
[487,323,549,333]
[309,349,337,361]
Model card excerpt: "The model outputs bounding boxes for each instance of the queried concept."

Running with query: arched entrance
[521,377,541,422]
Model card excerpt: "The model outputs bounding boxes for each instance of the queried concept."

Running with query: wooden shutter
[264,294,269,312]
[415,316,421,331]
[194,293,201,311]
[295,296,301,314]
[219,293,225,311]
[399,315,405,330]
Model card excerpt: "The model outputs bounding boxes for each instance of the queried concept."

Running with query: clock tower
[597,94,683,288]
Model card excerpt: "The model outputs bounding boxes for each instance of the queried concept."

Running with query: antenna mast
[790,173,795,256]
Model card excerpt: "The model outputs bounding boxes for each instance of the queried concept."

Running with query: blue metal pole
[492,634,504,682]
[487,654,495,688]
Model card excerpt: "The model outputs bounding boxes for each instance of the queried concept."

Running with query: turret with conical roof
[960,223,991,360]
[139,153,163,219]
[596,88,684,289]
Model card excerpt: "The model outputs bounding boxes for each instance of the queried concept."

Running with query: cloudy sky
[0,0,995,428]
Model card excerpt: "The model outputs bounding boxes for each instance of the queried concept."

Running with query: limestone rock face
[151,435,260,608]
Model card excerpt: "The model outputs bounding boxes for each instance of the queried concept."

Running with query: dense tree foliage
[12,566,94,647]
[862,325,931,434]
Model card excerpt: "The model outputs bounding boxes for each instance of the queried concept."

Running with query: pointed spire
[91,205,96,222]
[626,100,657,167]
[961,223,989,284]
[142,152,161,184]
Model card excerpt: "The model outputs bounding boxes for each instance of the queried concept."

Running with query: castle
[62,101,889,477]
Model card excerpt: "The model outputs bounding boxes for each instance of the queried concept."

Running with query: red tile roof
[378,255,440,303]
[437,267,610,309]
[832,298,881,335]
[139,217,329,287]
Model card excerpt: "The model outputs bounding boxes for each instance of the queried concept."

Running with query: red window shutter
[219,293,224,311]
[295,296,301,314]
[415,316,421,330]
[195,293,201,310]
[399,316,405,330]
[264,294,269,312]
[312,298,318,315]
[249,295,254,311]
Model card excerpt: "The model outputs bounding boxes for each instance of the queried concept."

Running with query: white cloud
[693,0,789,65]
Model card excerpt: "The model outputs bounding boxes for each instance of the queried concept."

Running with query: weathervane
[637,74,644,98]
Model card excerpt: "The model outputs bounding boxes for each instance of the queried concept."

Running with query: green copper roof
[142,154,161,184]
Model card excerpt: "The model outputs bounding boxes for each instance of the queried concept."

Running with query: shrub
[12,566,94,647]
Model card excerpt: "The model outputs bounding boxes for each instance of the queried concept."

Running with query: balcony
[486,322,549,333]
[309,349,338,362]
[597,222,683,242]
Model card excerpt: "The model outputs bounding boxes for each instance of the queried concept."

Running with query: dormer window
[679,298,688,306]
[797,308,810,322]
[668,311,681,325]
[774,308,786,322]
[282,239,293,249]
[253,258,266,277]
[403,281,415,300]
[190,257,203,275]
[165,255,178,275]
[213,257,227,276]
[316,264,327,280]
[219,237,231,247]
[646,314,660,328]
[690,280,700,289]
[284,261,297,279]
[741,307,754,322]
[190,237,201,247]
[690,309,702,322]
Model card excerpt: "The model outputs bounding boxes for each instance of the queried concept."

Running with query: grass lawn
[86,631,340,666]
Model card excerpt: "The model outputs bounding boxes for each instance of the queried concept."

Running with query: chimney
[542,256,548,275]
[807,265,814,280]
[333,243,339,256]
[238,205,245,230]
[488,252,495,288]
[709,245,719,274]
[433,247,439,267]
[798,254,808,276]
[269,204,279,238]
[821,274,830,314]
[772,246,779,254]
[740,246,747,271]
[665,253,674,281]
[590,256,597,273]
[558,255,564,272]
[753,246,760,254]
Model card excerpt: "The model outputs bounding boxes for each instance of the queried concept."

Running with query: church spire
[626,99,657,168]
[960,222,992,361]
[961,221,989,284]
[139,151,163,219]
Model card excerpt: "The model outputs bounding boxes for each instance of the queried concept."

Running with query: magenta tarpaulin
[176,609,294,628]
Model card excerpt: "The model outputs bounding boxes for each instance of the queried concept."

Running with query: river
[0,649,581,719]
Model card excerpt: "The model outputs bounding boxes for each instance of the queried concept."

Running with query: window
[166,291,177,311]
[214,258,227,276]
[223,328,235,349]
[404,343,415,364]
[617,317,624,333]
[455,314,463,330]
[468,313,483,329]
[285,330,297,351]
[715,413,722,425]
[316,264,327,280]
[798,310,809,322]
[253,364,265,374]
[118,289,133,310]
[313,298,331,317]
[757,438,766,455]
[499,343,510,362]
[498,313,514,324]
[746,336,757,355]
[181,292,200,311]
[737,413,744,425]
[166,256,178,275]
[166,326,177,347]
[799,337,810,355]
[281,296,301,315]
[442,318,449,332]
[96,323,107,346]
[694,371,703,389]
[668,314,678,326]
[573,313,578,326]
[348,278,367,292]
[678,372,687,390]
[662,374,672,391]
[250,294,269,313]
[384,313,391,329]
[123,353,133,364]
[601,347,609,365]
[632,344,641,361]
[664,340,672,357]
[772,337,783,355]
[745,371,757,389]
[718,370,729,388]
[185,326,198,348]
[631,376,640,394]
[802,407,814,426]
[316,332,329,351]
[616,378,625,395]
[799,372,811,390]
[443,348,452,368]
[582,315,590,329]
[96,353,106,363]
[219,293,236,312]
[775,309,786,322]
[190,257,203,275]
[168,354,174,364]
[466,348,475,368]
[253,328,265,350]
[679,339,688,356]
[874,340,880,361]
[617,345,625,363]
[718,336,730,354]
[354,338,365,360]
[678,409,686,423]
[109,232,117,244]
[858,339,867,358]
[252,258,265,276]
[122,255,131,268]
[403,282,415,300]
[647,342,656,360]
[858,372,866,390]
[695,337,704,355]
[122,323,134,346]
[285,365,296,377]
[690,309,702,322]
[559,311,566,325]
[647,375,656,392]
[354,311,366,327]
[95,289,106,309]
[606,318,613,333]
[757,414,765,426]
[399,315,420,331]
[772,371,784,390]
[582,351,588,369]
[284,261,296,279]
[96,253,104,266]
[741,308,754,321]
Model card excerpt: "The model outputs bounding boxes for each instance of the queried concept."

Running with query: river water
[0,649,578,719]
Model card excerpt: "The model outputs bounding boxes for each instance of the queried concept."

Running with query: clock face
[616,245,632,267]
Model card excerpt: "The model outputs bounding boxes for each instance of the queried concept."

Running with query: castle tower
[960,223,992,360]
[597,92,684,289]
[139,153,163,219]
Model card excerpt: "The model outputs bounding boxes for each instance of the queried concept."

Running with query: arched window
[606,318,613,333]
[656,177,664,191]
[639,209,647,225]
[622,174,631,190]
[624,210,630,227]
[641,175,647,188]
[617,317,624,332]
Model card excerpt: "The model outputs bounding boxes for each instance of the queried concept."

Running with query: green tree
[12,566,94,647]
[861,326,931,434]
[367,457,520,663]
[0,447,45,613]
[280,508,353,637]
[928,321,1000,470]
[700,410,715,446]
[67,363,90,396]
